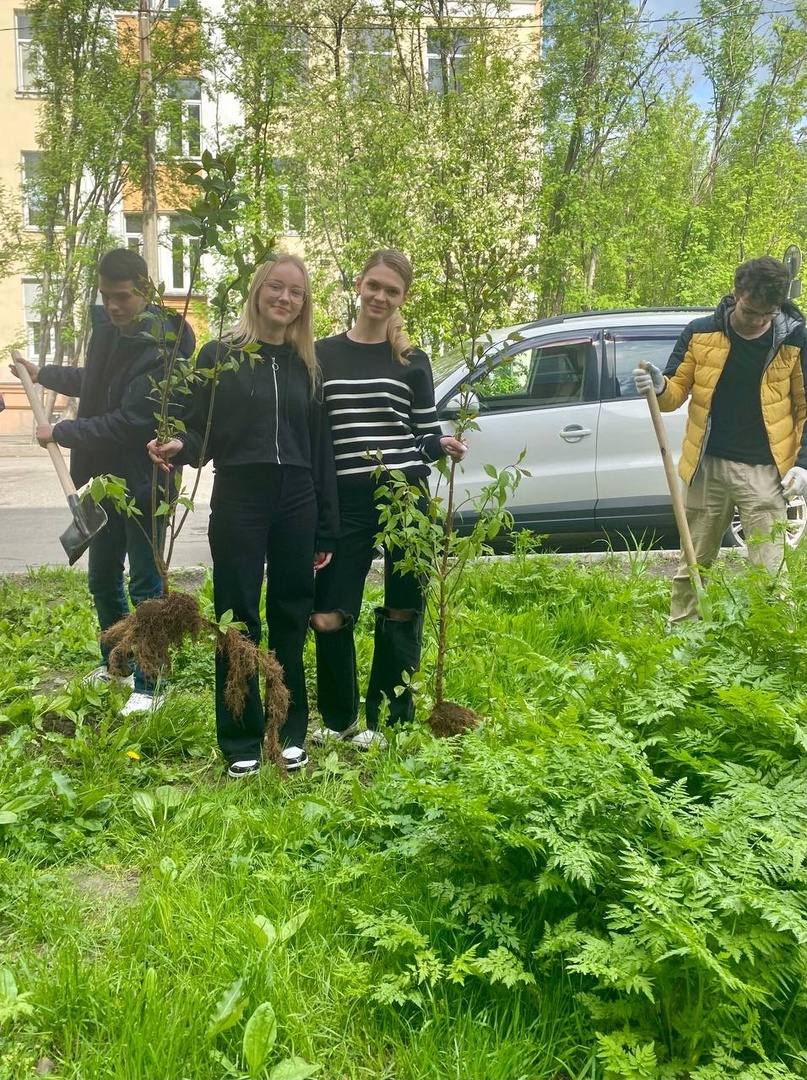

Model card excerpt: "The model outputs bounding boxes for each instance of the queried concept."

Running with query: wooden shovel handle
[640,363,702,589]
[10,349,78,498]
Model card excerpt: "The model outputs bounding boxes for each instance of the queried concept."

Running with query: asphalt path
[0,447,214,573]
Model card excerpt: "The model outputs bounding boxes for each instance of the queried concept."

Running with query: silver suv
[434,308,806,549]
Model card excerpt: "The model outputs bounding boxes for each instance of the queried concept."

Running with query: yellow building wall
[0,1,41,437]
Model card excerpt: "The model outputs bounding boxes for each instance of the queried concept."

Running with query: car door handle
[559,425,593,441]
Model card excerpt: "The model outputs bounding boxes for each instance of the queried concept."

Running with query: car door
[595,327,689,535]
[437,333,601,534]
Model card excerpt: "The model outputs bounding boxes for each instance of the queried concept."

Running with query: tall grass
[1,553,805,1079]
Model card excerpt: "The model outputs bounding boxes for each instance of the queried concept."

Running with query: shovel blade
[59,497,108,565]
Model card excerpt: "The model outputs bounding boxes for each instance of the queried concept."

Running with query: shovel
[11,349,107,565]
[640,362,703,596]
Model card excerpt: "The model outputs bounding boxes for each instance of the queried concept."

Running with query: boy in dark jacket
[10,248,195,712]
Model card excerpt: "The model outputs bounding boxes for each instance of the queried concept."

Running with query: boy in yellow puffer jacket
[634,256,807,621]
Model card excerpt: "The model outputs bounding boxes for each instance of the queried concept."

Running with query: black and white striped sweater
[316,332,445,485]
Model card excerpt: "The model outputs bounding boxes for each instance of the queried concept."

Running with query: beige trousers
[670,454,787,622]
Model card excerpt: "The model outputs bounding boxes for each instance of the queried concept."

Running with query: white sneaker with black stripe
[281,746,309,771]
[227,759,260,779]
[83,665,134,689]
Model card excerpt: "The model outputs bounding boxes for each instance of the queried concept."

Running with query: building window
[125,213,144,253]
[120,213,198,292]
[273,160,305,235]
[23,281,54,362]
[167,78,201,158]
[15,12,40,93]
[348,28,393,87]
[283,28,308,86]
[21,151,47,229]
[167,219,200,291]
[427,31,469,93]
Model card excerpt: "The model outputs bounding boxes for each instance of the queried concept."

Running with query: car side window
[605,334,678,400]
[472,340,594,412]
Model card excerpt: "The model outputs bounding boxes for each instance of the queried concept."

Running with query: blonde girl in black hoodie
[149,255,338,777]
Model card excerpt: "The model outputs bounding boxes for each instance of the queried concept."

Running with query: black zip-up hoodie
[37,304,195,510]
[174,339,339,551]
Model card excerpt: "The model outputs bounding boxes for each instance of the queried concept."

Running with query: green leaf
[0,811,18,825]
[279,909,310,942]
[251,914,278,951]
[131,791,156,825]
[206,978,247,1041]
[243,1001,277,1076]
[269,1058,321,1080]
[0,968,18,1000]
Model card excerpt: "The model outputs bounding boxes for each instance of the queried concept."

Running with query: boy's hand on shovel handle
[633,362,664,395]
[10,348,40,384]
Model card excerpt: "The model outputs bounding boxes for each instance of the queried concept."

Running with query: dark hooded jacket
[36,304,195,509]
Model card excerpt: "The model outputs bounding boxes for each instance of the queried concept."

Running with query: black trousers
[208,465,317,763]
[313,483,425,730]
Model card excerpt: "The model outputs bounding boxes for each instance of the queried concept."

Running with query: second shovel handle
[640,364,702,590]
[11,349,78,498]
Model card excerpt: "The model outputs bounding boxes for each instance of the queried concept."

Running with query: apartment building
[0,0,205,437]
[0,0,542,439]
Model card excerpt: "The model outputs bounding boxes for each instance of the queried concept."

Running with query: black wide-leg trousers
[208,465,317,763]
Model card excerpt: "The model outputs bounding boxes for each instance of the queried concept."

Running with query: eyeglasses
[262,280,306,303]
[736,297,780,320]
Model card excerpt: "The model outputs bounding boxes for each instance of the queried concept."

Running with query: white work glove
[782,466,807,500]
[632,363,665,395]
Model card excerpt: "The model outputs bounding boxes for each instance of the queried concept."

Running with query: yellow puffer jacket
[658,296,807,484]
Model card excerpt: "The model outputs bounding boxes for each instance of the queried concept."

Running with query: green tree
[21,0,200,416]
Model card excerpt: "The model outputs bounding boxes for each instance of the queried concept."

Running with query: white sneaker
[281,746,309,771]
[83,665,134,689]
[310,722,358,745]
[227,759,260,779]
[120,691,166,717]
[350,729,388,750]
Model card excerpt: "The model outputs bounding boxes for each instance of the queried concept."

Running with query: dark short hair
[98,247,148,286]
[734,256,790,307]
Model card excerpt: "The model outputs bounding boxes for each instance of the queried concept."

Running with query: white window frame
[124,212,144,254]
[122,212,199,294]
[273,159,306,236]
[22,280,55,363]
[21,151,46,230]
[166,78,202,159]
[348,27,394,85]
[15,11,40,94]
[426,30,469,93]
[282,27,308,85]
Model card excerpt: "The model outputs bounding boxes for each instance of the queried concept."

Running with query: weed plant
[0,552,805,1079]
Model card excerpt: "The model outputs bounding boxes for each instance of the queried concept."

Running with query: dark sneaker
[227,759,260,779]
[281,746,309,771]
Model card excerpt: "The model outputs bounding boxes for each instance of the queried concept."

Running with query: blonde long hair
[224,255,317,387]
[360,249,416,366]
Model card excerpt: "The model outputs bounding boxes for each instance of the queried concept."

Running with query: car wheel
[729,495,807,550]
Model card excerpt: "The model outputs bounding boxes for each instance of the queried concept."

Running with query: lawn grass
[1,552,805,1080]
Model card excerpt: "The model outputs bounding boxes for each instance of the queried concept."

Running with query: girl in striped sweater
[310,249,467,748]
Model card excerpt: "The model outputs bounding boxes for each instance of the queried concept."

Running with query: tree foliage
[14,0,807,358]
